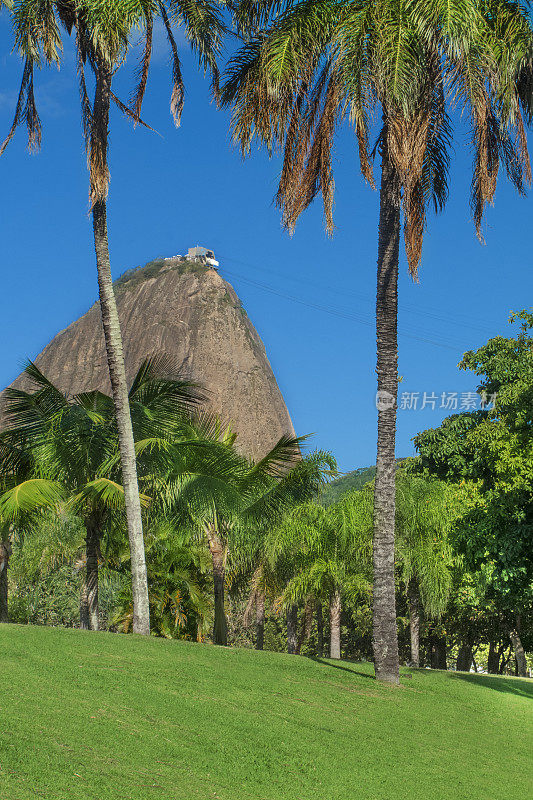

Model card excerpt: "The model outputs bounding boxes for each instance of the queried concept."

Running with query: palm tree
[155,436,335,645]
[237,549,283,650]
[5,0,225,634]
[111,517,211,640]
[0,358,200,629]
[221,0,533,681]
[395,474,455,667]
[268,495,371,659]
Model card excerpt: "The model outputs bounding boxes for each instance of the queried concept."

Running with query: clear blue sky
[0,16,530,472]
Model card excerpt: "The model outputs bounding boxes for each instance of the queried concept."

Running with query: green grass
[1,625,531,799]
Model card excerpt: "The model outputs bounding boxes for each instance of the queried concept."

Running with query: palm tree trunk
[297,598,314,653]
[316,602,324,657]
[372,137,401,684]
[85,524,99,631]
[206,528,227,645]
[510,616,527,678]
[329,589,342,660]
[80,567,89,630]
[287,604,298,654]
[407,579,420,667]
[90,62,149,636]
[0,542,9,623]
[255,591,265,650]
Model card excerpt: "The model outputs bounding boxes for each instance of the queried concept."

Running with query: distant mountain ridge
[5,257,295,460]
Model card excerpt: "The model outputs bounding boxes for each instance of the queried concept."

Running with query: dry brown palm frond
[74,19,93,157]
[0,58,32,157]
[277,58,330,221]
[278,67,343,234]
[159,1,184,128]
[22,61,41,153]
[110,91,158,132]
[355,116,374,187]
[242,586,258,627]
[470,99,500,241]
[387,108,430,279]
[223,34,298,157]
[131,13,153,124]
[516,106,532,186]
[0,56,41,157]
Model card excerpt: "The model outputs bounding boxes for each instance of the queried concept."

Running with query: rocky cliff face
[7,258,295,459]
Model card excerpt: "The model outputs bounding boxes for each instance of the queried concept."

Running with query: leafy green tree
[222,0,533,682]
[412,311,533,675]
[6,0,225,634]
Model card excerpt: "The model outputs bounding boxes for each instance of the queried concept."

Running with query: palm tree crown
[223,0,533,274]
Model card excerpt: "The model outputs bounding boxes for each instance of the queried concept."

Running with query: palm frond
[0,478,64,519]
[71,477,150,513]
[159,0,185,126]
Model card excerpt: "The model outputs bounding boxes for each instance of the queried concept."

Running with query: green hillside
[321,465,376,505]
[1,625,531,800]
[321,459,413,505]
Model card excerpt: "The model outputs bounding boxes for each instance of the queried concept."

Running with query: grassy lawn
[0,624,531,799]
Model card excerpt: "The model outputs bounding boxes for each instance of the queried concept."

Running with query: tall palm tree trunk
[255,591,265,650]
[206,528,227,645]
[407,579,420,667]
[372,140,401,684]
[316,602,324,657]
[85,524,99,631]
[91,63,149,635]
[0,567,7,623]
[300,598,314,651]
[329,588,342,660]
[0,541,10,623]
[80,575,89,630]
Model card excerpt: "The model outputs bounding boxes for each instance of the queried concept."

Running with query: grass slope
[1,625,532,800]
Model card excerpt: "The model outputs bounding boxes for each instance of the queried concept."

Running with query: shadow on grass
[448,671,533,700]
[412,666,533,700]
[309,657,376,681]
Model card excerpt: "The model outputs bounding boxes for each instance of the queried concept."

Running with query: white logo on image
[375,391,395,411]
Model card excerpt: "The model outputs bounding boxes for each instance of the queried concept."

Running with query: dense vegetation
[0,315,531,680]
[1,624,531,800]
[2,0,531,686]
